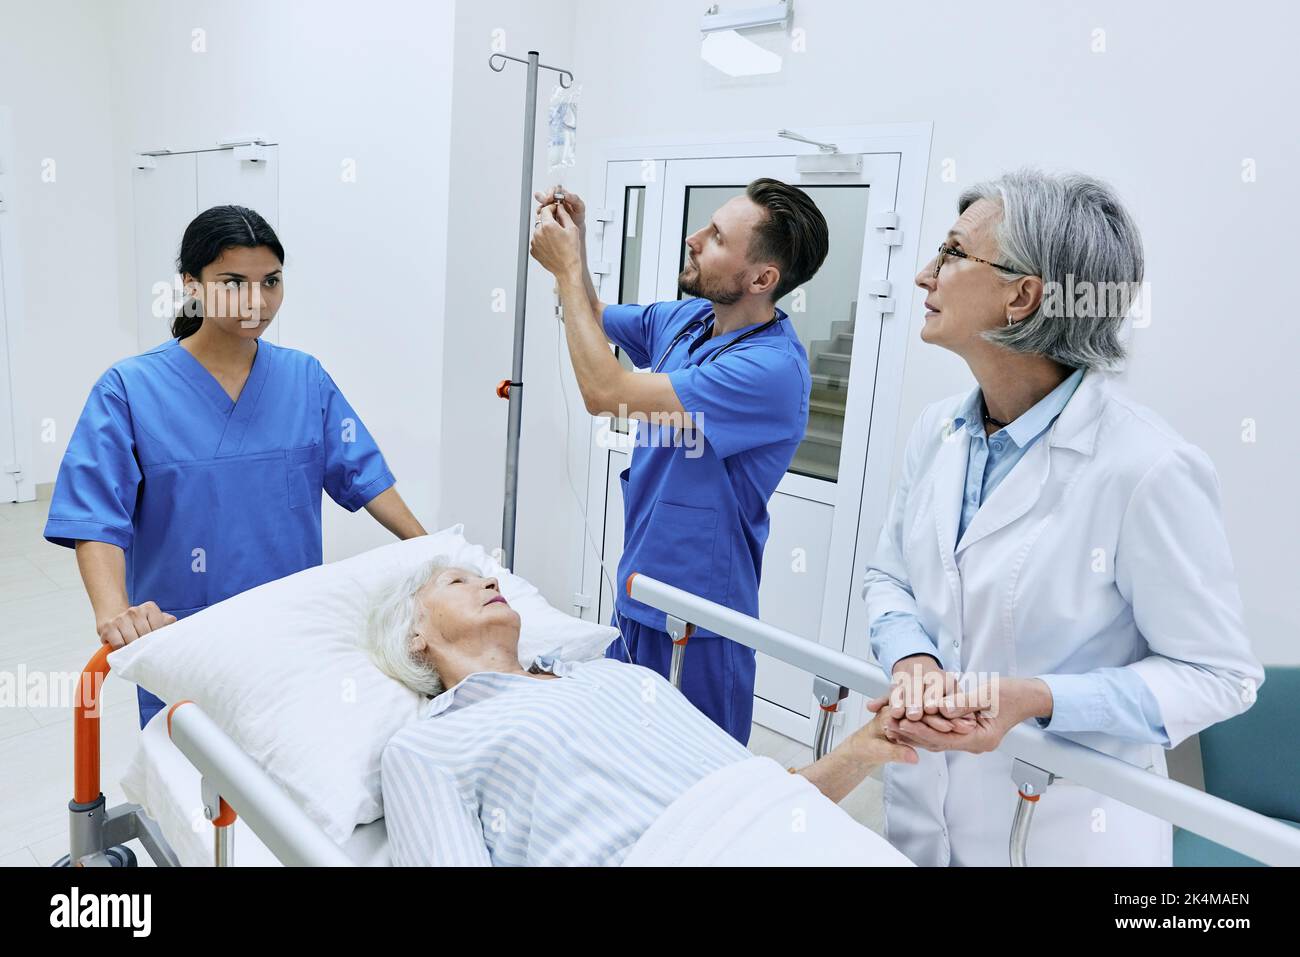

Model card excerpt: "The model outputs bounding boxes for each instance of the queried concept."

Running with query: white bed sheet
[121,711,389,867]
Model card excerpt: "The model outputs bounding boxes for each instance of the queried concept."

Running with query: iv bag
[547,83,581,173]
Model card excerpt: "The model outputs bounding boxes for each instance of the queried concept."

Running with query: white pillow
[107,525,617,844]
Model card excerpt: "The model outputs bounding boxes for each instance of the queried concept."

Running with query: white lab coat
[863,369,1263,866]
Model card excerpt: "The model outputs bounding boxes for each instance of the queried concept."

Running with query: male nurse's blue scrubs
[44,337,395,729]
[602,297,810,745]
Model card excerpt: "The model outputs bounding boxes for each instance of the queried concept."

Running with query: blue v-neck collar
[165,337,264,407]
[165,337,273,454]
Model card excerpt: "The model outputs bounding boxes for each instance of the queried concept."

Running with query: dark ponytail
[172,205,286,339]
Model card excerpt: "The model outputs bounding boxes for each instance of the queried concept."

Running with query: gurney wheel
[51,845,137,868]
[105,845,137,867]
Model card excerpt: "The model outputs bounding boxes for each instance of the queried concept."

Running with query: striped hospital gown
[380,655,751,866]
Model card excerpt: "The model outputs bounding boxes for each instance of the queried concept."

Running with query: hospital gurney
[57,580,1300,867]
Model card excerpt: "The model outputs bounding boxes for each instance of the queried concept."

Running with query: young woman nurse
[44,205,427,728]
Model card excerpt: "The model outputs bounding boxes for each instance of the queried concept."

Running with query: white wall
[440,0,1298,662]
[3,0,454,559]
[0,0,125,490]
[104,0,454,559]
[438,0,586,607]
[8,1,1293,663]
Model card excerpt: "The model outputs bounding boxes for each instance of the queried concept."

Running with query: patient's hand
[845,708,921,768]
[796,708,919,804]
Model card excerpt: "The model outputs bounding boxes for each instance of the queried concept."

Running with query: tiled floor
[0,493,885,867]
[0,494,155,866]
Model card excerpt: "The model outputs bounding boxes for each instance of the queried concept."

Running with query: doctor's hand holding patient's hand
[529,202,583,278]
[873,654,978,734]
[877,677,1055,755]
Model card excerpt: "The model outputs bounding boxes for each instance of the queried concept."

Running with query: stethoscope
[650,309,784,373]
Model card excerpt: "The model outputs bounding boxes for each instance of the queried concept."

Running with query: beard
[678,258,746,306]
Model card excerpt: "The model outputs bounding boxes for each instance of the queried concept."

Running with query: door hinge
[870,211,904,246]
[863,279,895,315]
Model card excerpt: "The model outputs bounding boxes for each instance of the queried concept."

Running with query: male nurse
[530,178,828,744]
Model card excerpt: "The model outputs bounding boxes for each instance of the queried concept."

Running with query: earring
[1006,314,1015,327]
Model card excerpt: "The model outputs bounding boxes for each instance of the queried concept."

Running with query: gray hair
[365,559,451,697]
[958,169,1144,370]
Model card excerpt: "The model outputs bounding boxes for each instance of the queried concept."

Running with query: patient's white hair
[366,558,450,697]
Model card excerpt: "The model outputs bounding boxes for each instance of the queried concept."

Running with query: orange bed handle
[73,645,113,804]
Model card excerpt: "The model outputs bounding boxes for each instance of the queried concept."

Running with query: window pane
[679,184,870,482]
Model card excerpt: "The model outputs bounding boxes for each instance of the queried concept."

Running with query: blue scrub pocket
[647,500,718,600]
[286,444,324,509]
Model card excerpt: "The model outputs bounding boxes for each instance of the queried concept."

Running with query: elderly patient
[367,560,935,866]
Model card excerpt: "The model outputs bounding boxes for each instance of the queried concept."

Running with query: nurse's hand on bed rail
[75,541,178,650]
[96,601,177,650]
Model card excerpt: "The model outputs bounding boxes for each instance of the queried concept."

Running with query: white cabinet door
[131,146,280,351]
[132,153,198,350]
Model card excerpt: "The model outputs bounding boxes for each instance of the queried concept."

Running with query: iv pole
[488,51,575,569]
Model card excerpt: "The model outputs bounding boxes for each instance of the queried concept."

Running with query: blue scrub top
[604,297,810,637]
[44,336,395,620]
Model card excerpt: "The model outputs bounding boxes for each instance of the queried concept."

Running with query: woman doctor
[44,205,427,728]
[861,170,1263,866]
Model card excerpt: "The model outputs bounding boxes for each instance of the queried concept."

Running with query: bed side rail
[626,572,1300,868]
[164,701,354,867]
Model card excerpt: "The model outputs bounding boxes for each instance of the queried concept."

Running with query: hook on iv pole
[488,52,574,88]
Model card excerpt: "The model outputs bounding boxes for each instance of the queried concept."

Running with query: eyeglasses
[932,243,1029,279]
